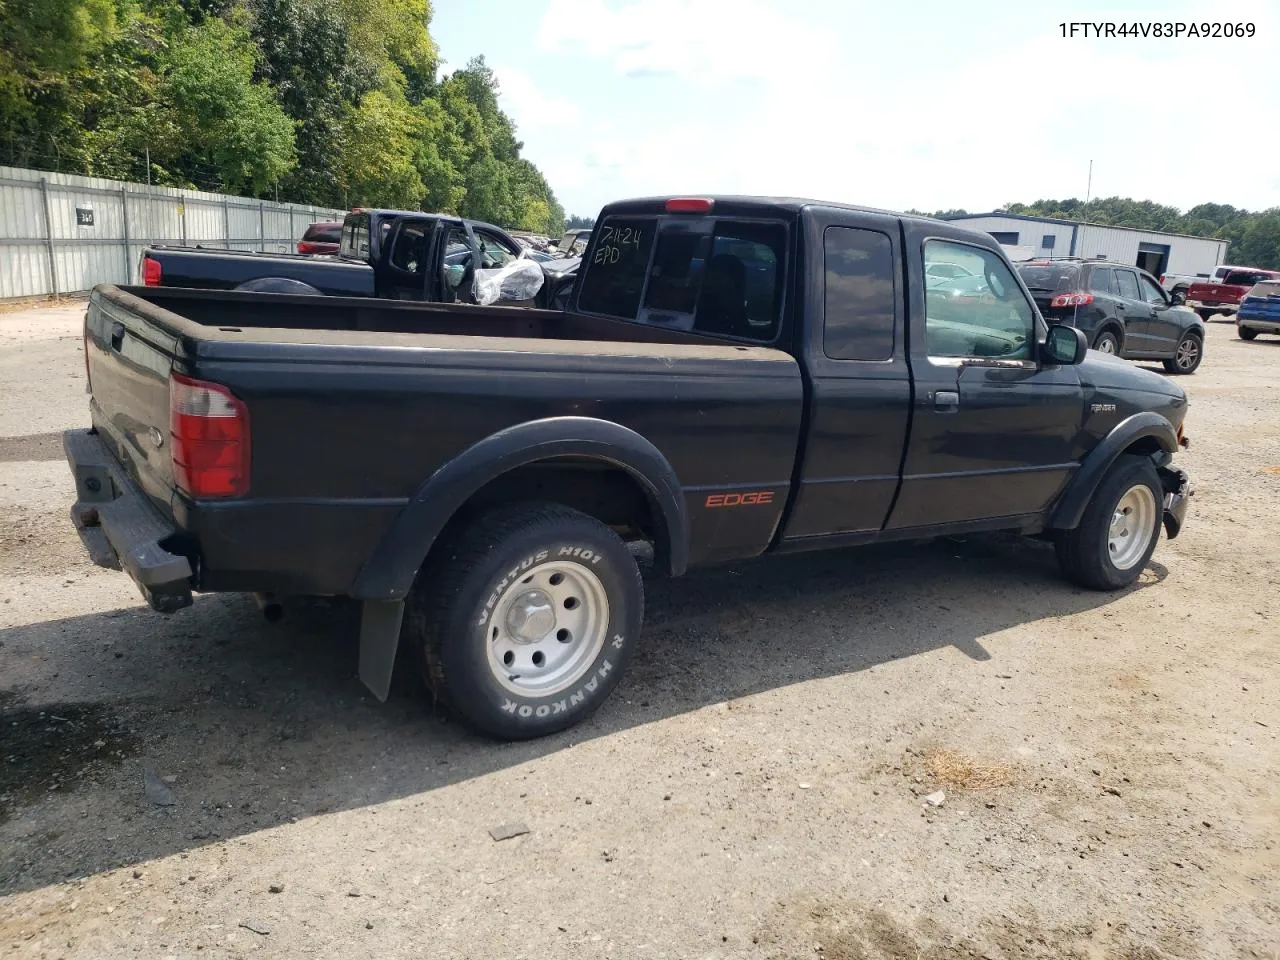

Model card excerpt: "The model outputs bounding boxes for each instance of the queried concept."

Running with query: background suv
[1015,258,1205,374]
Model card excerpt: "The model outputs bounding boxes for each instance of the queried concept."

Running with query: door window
[823,226,895,360]
[923,240,1035,360]
[1088,268,1116,295]
[389,222,430,276]
[1140,275,1167,305]
[475,229,520,268]
[1115,270,1141,301]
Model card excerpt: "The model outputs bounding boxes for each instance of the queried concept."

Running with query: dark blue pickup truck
[139,208,580,310]
[67,195,1192,740]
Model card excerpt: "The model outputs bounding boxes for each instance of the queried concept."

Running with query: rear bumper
[1185,299,1238,314]
[63,429,193,613]
[1238,316,1280,333]
[1160,466,1192,540]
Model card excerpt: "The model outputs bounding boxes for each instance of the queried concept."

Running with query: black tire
[1238,325,1259,341]
[1092,329,1121,355]
[1162,331,1203,374]
[404,502,643,740]
[1195,309,1214,322]
[1055,455,1163,591]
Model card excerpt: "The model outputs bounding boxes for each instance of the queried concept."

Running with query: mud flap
[358,599,404,702]
[1159,466,1191,539]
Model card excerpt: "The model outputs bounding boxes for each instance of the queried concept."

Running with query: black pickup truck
[66,195,1192,740]
[140,208,581,310]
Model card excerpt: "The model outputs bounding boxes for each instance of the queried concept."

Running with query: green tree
[164,15,297,192]
[336,89,424,207]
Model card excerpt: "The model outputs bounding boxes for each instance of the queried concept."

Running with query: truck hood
[1077,350,1185,401]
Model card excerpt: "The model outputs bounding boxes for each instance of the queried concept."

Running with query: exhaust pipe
[253,592,284,623]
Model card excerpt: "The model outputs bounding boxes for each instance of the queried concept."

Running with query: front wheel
[1055,456,1163,591]
[1162,332,1203,374]
[1239,326,1259,341]
[404,502,643,740]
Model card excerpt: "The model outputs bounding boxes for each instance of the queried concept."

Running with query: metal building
[942,212,1229,280]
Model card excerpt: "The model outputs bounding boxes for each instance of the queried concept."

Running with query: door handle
[109,321,125,350]
[934,390,960,413]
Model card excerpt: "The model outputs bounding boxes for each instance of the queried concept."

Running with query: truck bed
[84,286,804,600]
[127,285,736,346]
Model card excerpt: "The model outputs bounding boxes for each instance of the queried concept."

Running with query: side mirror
[1044,324,1088,365]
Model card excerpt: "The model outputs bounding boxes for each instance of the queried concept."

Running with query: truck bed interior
[117,285,732,348]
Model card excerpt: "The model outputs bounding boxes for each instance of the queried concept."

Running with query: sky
[430,0,1280,220]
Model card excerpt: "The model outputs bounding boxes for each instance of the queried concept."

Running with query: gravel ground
[1,301,1277,959]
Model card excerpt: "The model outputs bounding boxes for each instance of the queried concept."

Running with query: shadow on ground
[0,532,1166,893]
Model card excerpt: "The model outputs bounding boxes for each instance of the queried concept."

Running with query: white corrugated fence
[0,165,345,299]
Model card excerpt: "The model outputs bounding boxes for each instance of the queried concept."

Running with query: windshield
[1016,264,1080,294]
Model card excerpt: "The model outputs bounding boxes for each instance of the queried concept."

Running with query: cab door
[380,217,436,300]
[778,208,912,543]
[887,226,1085,531]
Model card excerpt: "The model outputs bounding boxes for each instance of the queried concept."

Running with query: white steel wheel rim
[1097,336,1117,354]
[1175,336,1199,369]
[1108,484,1158,571]
[485,560,610,697]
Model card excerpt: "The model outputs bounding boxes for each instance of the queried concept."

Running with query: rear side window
[823,226,895,360]
[1088,268,1115,295]
[578,216,786,343]
[1115,270,1141,300]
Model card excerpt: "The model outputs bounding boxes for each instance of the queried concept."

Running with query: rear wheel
[1238,326,1259,341]
[1195,309,1214,322]
[403,502,643,740]
[1092,330,1120,355]
[1055,455,1163,591]
[1162,331,1203,374]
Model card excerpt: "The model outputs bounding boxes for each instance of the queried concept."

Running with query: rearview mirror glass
[1044,324,1088,365]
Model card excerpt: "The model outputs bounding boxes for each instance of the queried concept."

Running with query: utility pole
[1085,159,1093,204]
[145,144,151,186]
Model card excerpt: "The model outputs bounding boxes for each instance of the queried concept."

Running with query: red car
[297,221,343,256]
[1185,267,1280,320]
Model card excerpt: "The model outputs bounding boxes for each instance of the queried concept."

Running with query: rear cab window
[340,215,371,260]
[577,215,786,343]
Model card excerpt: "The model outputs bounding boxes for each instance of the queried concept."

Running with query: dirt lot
[1,301,1277,959]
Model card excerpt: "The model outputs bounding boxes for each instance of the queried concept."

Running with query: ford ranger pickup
[65,195,1193,740]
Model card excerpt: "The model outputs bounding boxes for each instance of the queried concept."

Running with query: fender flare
[234,277,324,296]
[1048,411,1177,530]
[351,416,689,601]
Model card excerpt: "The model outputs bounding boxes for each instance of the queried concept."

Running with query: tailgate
[84,287,179,514]
[1190,283,1243,303]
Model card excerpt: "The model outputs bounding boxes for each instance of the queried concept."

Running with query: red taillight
[298,241,315,254]
[665,197,714,213]
[1050,292,1094,308]
[169,373,250,498]
[1159,274,1166,284]
[142,256,162,286]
